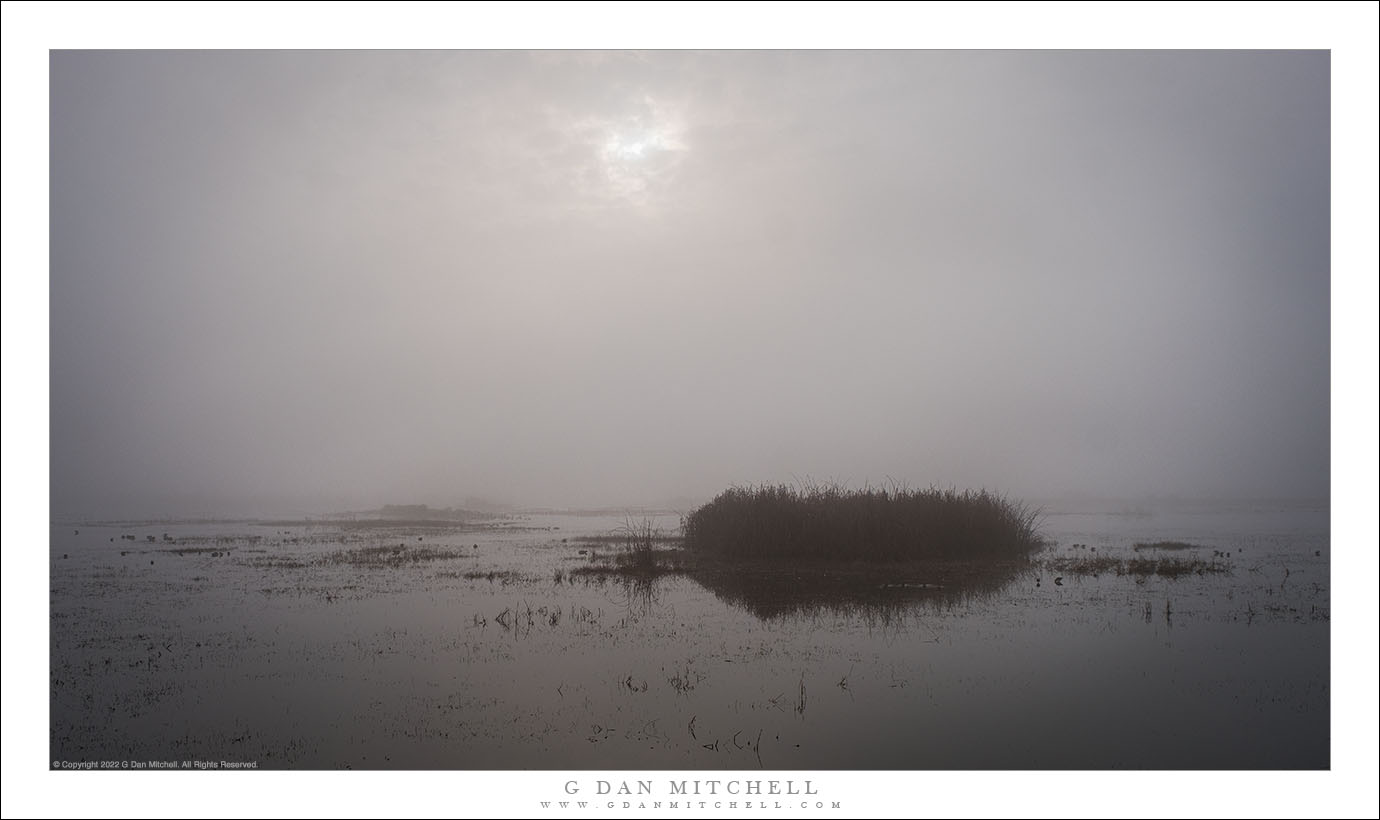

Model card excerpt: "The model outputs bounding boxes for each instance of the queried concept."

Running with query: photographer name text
[544,780,839,811]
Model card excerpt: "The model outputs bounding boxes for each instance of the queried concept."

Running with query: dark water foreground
[49,505,1329,769]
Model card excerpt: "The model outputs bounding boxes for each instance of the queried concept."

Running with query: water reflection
[687,562,1025,620]
[572,559,1026,621]
[51,515,1328,770]
[610,573,662,616]
[575,554,1028,620]
[568,568,665,617]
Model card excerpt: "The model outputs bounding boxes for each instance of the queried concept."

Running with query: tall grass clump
[614,515,661,572]
[682,483,1042,562]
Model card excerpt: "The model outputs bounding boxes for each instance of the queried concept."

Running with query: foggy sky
[49,50,1330,517]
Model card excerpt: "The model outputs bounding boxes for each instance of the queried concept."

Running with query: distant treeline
[682,484,1043,561]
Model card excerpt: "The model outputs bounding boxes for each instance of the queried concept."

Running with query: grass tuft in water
[682,482,1042,562]
[615,515,662,571]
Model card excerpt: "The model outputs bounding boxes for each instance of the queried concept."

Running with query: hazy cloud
[50,50,1329,516]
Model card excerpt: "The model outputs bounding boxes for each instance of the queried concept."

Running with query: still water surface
[50,502,1328,769]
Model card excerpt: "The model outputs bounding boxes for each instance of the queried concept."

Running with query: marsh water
[49,501,1329,769]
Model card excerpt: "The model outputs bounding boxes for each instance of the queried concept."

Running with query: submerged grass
[442,569,523,583]
[1133,541,1200,552]
[571,547,693,580]
[323,545,463,568]
[572,534,683,545]
[1126,557,1227,578]
[1044,555,1230,578]
[682,483,1043,562]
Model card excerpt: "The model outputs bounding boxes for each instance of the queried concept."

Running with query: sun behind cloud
[561,95,689,208]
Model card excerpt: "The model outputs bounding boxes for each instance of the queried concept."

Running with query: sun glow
[563,96,688,206]
[607,135,651,160]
